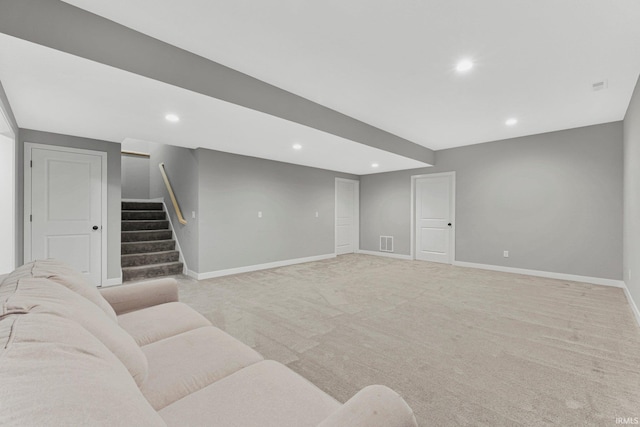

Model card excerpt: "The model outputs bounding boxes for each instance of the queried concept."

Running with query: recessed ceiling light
[165,113,180,123]
[505,118,518,126]
[292,143,302,150]
[455,59,474,73]
[371,163,379,168]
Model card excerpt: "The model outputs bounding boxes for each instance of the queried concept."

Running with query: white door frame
[24,142,108,285]
[410,171,456,263]
[0,108,15,274]
[335,178,359,255]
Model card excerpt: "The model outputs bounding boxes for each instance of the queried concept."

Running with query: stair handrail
[158,162,187,225]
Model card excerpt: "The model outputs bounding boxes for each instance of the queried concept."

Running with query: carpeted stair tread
[122,220,170,231]
[122,240,175,254]
[121,201,182,281]
[122,262,183,281]
[122,210,166,220]
[122,229,173,242]
[121,250,179,267]
[122,201,163,211]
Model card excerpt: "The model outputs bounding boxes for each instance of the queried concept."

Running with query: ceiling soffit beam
[0,0,434,165]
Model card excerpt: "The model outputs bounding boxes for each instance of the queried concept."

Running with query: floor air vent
[380,236,394,252]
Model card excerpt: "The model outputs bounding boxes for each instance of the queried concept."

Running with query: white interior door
[28,146,104,284]
[415,173,454,263]
[335,178,359,255]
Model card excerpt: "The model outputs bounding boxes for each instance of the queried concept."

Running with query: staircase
[121,201,183,282]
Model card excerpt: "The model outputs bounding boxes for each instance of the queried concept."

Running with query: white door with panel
[335,179,359,255]
[415,173,454,263]
[28,146,104,284]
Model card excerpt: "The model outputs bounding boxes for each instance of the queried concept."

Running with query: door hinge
[30,214,32,222]
[30,160,32,167]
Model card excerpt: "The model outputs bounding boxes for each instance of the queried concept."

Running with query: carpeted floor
[176,254,640,426]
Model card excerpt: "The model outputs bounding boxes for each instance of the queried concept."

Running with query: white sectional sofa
[0,259,418,426]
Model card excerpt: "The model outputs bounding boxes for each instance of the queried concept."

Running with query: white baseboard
[453,261,624,288]
[102,275,123,287]
[358,250,412,260]
[622,283,640,327]
[193,253,336,280]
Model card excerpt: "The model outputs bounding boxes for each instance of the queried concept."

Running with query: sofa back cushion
[1,277,148,387]
[30,259,118,321]
[0,262,35,305]
[1,259,117,322]
[0,312,165,426]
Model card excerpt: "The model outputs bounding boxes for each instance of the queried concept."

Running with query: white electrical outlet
[191,211,196,219]
[503,251,509,258]
[258,211,262,218]
[315,211,319,218]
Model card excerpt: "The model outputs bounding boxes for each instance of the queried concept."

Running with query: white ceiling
[64,0,640,150]
[0,34,428,175]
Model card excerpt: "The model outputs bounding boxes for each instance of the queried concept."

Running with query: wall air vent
[380,236,394,252]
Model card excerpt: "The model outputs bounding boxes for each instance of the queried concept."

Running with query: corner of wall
[623,74,640,327]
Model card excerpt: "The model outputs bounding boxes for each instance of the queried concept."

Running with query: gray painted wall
[121,139,151,200]
[623,76,640,309]
[147,143,199,272]
[196,148,357,273]
[121,155,150,199]
[361,122,623,280]
[18,129,122,281]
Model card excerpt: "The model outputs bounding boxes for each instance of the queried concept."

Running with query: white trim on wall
[102,275,122,287]
[24,142,109,285]
[191,253,336,280]
[410,171,456,262]
[358,249,412,260]
[453,260,624,288]
[0,132,15,274]
[623,283,640,327]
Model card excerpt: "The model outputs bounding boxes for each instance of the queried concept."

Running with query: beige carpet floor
[176,254,640,426]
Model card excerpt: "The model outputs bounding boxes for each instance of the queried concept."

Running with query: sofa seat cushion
[2,277,148,387]
[31,259,118,321]
[159,360,340,427]
[118,301,211,346]
[141,326,263,410]
[0,312,164,427]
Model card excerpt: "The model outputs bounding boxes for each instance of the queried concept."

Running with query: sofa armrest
[317,385,417,427]
[99,278,179,315]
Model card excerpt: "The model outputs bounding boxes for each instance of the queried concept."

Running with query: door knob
[92,225,99,230]
[448,223,452,227]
